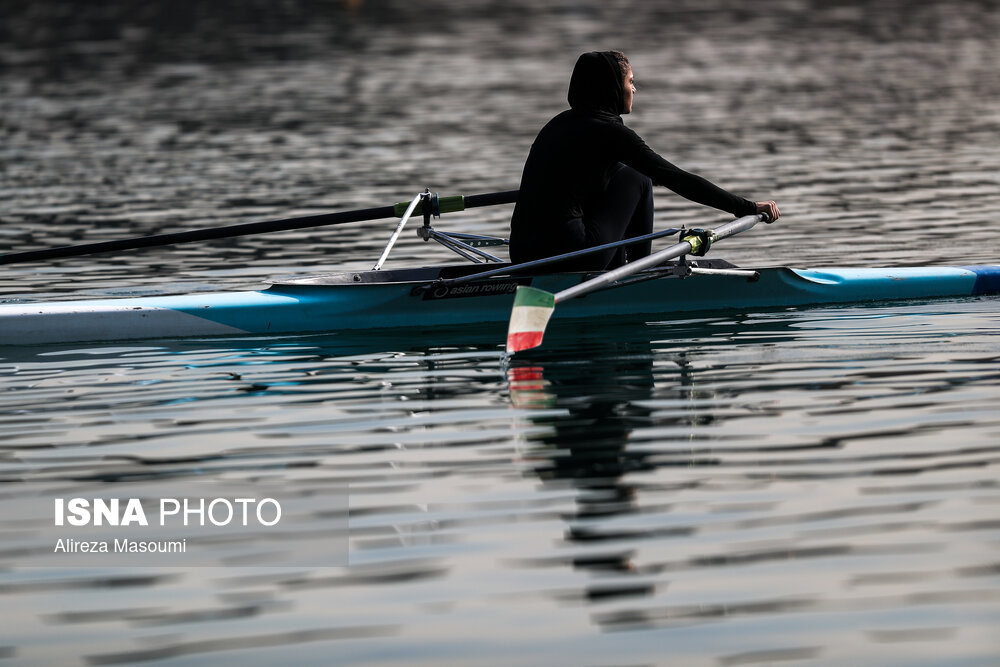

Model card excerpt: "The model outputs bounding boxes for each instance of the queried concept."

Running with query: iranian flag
[505,286,555,354]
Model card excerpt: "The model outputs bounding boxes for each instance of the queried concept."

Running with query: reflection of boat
[2,190,998,346]
[3,261,997,346]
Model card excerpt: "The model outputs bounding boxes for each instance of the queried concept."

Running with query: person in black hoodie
[509,50,779,271]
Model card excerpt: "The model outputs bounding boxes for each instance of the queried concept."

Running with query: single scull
[1,190,997,347]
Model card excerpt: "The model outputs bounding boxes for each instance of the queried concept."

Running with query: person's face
[623,66,635,114]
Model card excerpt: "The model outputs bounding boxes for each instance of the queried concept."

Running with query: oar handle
[466,190,519,209]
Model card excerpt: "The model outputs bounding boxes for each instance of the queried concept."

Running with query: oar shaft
[0,205,395,265]
[1,189,520,265]
[506,214,767,355]
[554,214,763,303]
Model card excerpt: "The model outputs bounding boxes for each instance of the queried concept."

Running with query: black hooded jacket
[510,51,755,253]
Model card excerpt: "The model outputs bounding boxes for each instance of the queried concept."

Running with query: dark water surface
[2,1,999,664]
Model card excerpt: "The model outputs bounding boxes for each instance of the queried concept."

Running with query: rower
[508,50,779,272]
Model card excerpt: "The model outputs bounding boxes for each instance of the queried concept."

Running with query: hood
[567,51,625,118]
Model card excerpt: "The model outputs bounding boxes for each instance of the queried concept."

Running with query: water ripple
[3,1,1000,663]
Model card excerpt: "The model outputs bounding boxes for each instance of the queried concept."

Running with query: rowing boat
[3,260,998,346]
[2,190,998,347]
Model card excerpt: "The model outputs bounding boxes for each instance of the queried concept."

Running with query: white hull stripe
[0,303,247,345]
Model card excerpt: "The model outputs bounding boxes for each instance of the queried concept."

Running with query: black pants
[511,164,654,271]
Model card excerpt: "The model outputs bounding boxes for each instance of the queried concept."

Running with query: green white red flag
[505,286,555,354]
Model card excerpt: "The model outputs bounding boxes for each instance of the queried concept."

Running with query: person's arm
[617,125,759,217]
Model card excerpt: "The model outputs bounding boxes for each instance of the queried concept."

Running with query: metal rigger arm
[373,189,509,270]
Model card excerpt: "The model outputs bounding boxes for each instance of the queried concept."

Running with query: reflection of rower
[508,341,656,583]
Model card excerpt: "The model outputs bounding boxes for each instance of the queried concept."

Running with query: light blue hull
[1,265,998,345]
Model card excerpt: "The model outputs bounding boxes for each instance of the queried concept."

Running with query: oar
[505,213,767,354]
[0,190,518,265]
